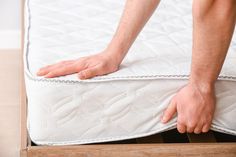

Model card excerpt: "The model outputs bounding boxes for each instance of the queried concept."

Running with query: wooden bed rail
[22,143,236,157]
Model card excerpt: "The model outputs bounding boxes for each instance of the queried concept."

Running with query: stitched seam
[25,72,236,84]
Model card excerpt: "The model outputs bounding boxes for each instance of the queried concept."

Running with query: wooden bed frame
[20,0,236,156]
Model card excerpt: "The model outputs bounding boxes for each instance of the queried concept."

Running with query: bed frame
[20,0,236,156]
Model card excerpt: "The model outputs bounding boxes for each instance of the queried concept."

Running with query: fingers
[194,124,203,134]
[39,62,67,73]
[193,120,211,134]
[187,121,210,134]
[177,122,210,134]
[177,121,211,134]
[177,121,186,134]
[186,120,197,133]
[36,53,119,79]
[78,66,101,80]
[37,59,105,80]
[37,60,75,76]
[37,64,57,76]
[44,64,77,78]
[161,99,177,123]
[202,124,211,133]
[186,125,195,133]
[37,60,87,78]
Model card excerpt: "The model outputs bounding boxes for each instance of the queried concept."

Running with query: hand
[37,50,121,80]
[162,82,216,134]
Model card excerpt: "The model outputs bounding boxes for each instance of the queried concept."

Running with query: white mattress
[24,0,236,145]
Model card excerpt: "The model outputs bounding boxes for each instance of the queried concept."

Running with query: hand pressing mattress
[24,0,236,145]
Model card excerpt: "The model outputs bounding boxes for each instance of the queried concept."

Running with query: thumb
[162,99,177,124]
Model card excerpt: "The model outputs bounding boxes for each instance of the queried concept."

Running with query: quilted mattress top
[24,0,236,82]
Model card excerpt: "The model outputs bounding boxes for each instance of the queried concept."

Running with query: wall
[0,0,21,49]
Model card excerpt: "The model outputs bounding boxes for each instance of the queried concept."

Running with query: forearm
[190,0,236,88]
[106,0,160,64]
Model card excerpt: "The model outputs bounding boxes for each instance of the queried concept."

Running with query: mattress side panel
[25,77,236,145]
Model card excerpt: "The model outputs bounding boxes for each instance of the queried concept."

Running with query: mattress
[24,0,236,145]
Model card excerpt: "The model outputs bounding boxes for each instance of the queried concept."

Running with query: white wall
[0,0,21,49]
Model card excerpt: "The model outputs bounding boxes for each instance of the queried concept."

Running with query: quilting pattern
[25,0,236,145]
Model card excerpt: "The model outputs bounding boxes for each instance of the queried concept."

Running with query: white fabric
[24,0,236,145]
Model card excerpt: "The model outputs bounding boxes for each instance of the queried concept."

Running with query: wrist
[190,68,217,86]
[189,77,215,94]
[101,48,123,66]
[105,45,127,65]
[106,34,132,58]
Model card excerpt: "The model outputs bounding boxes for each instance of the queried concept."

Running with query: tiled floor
[0,49,21,157]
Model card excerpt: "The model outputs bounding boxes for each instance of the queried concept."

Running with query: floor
[0,49,21,157]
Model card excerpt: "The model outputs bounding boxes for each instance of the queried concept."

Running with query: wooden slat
[187,131,216,143]
[136,134,163,143]
[27,143,236,157]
